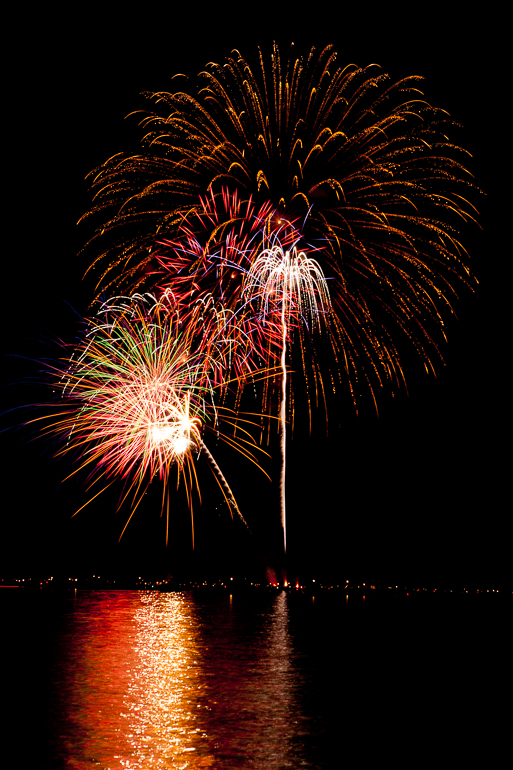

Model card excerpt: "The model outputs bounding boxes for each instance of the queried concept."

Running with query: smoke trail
[200,438,250,531]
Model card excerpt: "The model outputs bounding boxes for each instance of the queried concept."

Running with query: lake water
[4,588,509,768]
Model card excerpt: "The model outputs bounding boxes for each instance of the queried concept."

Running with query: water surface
[5,589,508,768]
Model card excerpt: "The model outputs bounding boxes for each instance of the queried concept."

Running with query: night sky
[1,9,509,588]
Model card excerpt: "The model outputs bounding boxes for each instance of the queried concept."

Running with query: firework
[32,293,263,544]
[81,43,479,412]
[243,242,331,551]
[153,188,291,378]
[76,43,480,560]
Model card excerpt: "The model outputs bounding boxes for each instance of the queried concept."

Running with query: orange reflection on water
[63,591,215,769]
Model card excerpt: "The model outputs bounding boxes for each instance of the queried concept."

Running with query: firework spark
[31,293,263,544]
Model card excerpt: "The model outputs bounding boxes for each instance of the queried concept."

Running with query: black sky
[1,8,509,587]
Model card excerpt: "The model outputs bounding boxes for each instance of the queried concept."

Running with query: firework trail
[31,292,265,544]
[243,243,330,551]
